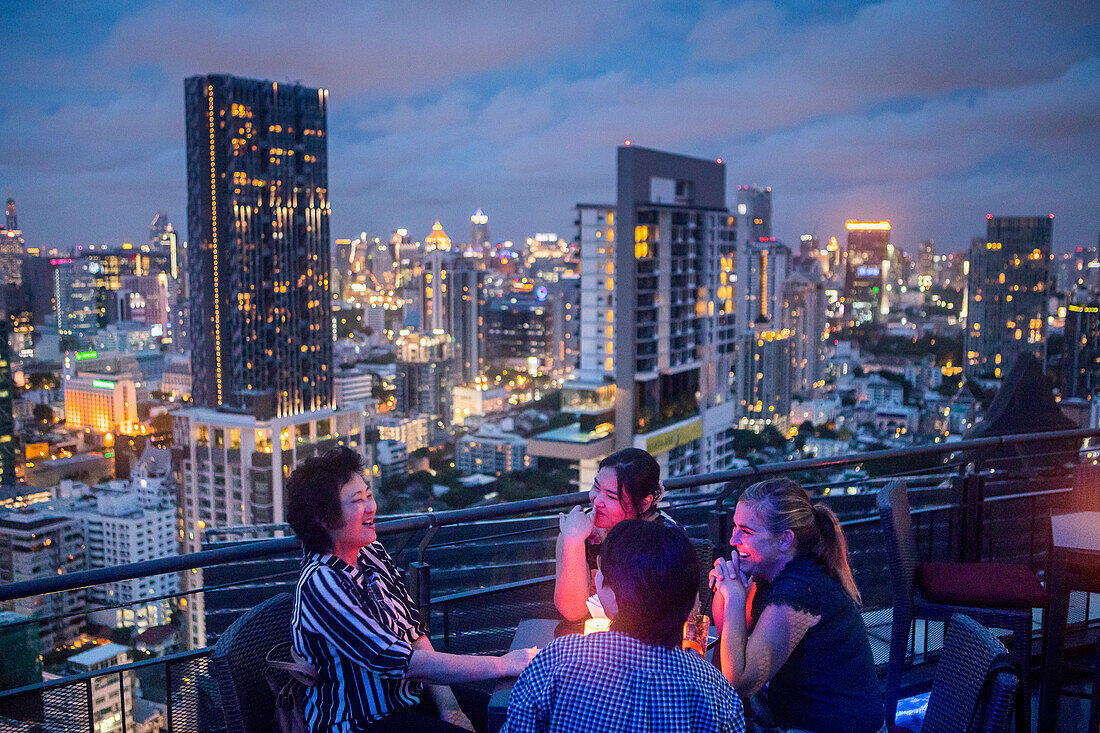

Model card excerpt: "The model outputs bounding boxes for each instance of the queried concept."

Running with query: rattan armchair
[907,613,1018,733]
[878,481,1043,732]
[211,592,294,733]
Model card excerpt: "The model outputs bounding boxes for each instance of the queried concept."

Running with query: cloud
[2,1,1097,253]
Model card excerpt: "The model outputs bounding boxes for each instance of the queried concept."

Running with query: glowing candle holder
[583,618,611,635]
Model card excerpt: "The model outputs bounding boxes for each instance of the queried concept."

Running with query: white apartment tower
[531,147,741,488]
[175,405,368,648]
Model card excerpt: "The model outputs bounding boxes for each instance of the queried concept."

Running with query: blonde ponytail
[741,479,863,606]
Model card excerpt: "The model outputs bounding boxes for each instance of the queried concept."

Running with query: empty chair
[211,592,294,733]
[878,481,1045,732]
[891,613,1019,733]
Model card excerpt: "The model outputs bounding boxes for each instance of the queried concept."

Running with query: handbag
[264,641,317,733]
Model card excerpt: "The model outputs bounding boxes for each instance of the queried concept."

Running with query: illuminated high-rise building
[470,208,490,253]
[965,215,1052,377]
[184,74,332,419]
[737,186,771,242]
[917,239,935,290]
[531,146,738,488]
[450,257,484,384]
[54,259,98,347]
[179,74,363,648]
[150,211,180,280]
[0,510,86,651]
[0,320,13,487]
[782,264,828,397]
[425,220,452,252]
[395,330,454,437]
[843,220,892,326]
[0,197,23,288]
[1062,296,1100,399]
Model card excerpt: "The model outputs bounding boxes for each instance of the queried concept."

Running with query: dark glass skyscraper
[184,74,332,419]
[965,215,1052,377]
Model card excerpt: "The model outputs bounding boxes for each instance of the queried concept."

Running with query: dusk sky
[3,1,1098,256]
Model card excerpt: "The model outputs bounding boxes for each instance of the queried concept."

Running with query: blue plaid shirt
[502,631,745,733]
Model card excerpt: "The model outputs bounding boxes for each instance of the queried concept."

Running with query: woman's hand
[500,646,539,676]
[558,506,594,543]
[709,557,749,634]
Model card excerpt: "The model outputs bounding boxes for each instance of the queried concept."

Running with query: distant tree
[150,413,173,435]
[760,425,787,449]
[32,404,54,425]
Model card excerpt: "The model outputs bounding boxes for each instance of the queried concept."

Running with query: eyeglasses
[364,574,385,606]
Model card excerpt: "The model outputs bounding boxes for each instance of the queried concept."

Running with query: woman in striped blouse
[287,447,536,733]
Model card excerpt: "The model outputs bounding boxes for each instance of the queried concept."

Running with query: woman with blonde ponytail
[710,479,884,733]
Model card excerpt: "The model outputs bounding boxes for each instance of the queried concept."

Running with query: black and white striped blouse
[292,544,427,732]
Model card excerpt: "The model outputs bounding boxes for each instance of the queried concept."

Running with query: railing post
[957,469,985,563]
[165,658,173,733]
[407,561,431,634]
[117,671,127,733]
[87,678,94,733]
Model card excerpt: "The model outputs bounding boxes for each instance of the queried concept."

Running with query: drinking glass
[682,613,709,656]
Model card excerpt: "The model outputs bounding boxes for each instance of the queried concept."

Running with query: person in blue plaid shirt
[503,520,745,733]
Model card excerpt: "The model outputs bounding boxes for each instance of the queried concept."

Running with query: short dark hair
[597,448,662,517]
[286,446,366,554]
[599,519,698,648]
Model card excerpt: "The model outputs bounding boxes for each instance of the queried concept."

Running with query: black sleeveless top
[584,510,681,570]
[750,556,884,733]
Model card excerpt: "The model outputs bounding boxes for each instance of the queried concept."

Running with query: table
[1037,511,1100,732]
[486,618,720,733]
[487,620,569,733]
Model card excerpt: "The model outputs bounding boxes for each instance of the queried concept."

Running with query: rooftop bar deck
[1,427,1098,732]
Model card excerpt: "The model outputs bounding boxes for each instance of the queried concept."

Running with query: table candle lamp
[583,618,610,635]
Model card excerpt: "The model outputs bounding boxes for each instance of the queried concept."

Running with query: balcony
[1,428,1099,732]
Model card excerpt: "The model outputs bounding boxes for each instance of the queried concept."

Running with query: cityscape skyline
[3,1,1099,254]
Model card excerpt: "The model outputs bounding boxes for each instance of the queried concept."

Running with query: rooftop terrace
[1,427,1098,732]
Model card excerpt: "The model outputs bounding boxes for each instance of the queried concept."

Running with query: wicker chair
[896,613,1019,733]
[878,481,1044,732]
[211,592,294,733]
[691,538,715,614]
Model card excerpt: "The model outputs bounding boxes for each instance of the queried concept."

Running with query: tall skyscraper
[917,239,935,290]
[782,264,828,398]
[470,208,490,252]
[150,211,180,280]
[843,220,892,326]
[54,259,98,347]
[395,330,454,438]
[737,185,772,242]
[179,74,366,648]
[531,147,738,488]
[184,74,333,420]
[0,197,23,288]
[0,320,14,487]
[451,257,484,384]
[1062,297,1100,399]
[965,215,1052,377]
[742,239,791,326]
[425,220,452,252]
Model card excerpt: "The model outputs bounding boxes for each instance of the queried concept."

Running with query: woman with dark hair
[553,448,680,620]
[504,520,744,732]
[710,478,884,733]
[287,447,536,733]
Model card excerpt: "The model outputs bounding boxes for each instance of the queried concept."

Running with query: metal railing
[2,426,1098,733]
